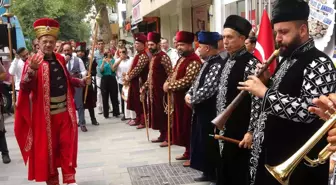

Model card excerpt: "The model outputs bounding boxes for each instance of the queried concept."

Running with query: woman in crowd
[113,48,135,123]
[112,48,134,121]
[98,51,120,118]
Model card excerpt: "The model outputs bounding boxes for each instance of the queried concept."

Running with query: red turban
[33,18,60,38]
[176,31,194,44]
[134,33,147,44]
[147,32,161,44]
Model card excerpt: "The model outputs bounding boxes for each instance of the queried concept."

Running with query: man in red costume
[163,31,202,166]
[141,32,172,146]
[125,33,150,129]
[14,18,90,185]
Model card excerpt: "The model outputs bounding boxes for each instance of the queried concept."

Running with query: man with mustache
[125,33,150,128]
[64,43,88,132]
[216,15,260,185]
[186,31,224,183]
[14,18,91,185]
[76,43,99,126]
[238,0,336,184]
[163,31,202,166]
[141,32,172,145]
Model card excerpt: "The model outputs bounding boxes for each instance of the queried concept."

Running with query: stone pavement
[0,111,209,185]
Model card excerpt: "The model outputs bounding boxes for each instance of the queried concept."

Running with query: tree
[11,0,92,42]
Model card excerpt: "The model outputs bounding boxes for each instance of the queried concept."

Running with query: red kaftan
[14,53,84,182]
[168,53,201,147]
[144,51,172,130]
[127,50,149,123]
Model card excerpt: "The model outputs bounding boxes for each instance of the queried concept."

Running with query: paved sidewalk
[0,111,209,185]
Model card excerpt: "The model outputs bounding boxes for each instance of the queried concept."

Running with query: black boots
[2,153,10,164]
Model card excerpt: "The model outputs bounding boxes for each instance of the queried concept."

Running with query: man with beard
[15,18,91,185]
[64,43,88,132]
[140,32,172,145]
[238,1,336,184]
[125,33,149,129]
[216,15,260,185]
[9,47,29,100]
[76,43,99,126]
[185,31,224,183]
[163,31,202,167]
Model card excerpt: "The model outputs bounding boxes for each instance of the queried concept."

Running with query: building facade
[124,0,335,58]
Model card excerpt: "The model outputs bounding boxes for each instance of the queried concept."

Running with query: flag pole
[263,0,268,10]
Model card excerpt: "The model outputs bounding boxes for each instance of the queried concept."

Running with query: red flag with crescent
[254,9,276,75]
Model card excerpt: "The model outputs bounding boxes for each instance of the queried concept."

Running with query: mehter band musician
[14,18,91,185]
[125,33,150,129]
[141,32,172,144]
[186,31,224,183]
[216,15,261,185]
[238,0,336,184]
[163,31,202,167]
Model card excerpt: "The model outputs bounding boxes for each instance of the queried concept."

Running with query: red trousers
[46,111,76,185]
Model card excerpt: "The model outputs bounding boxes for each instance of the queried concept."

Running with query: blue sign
[0,0,10,15]
[1,0,26,49]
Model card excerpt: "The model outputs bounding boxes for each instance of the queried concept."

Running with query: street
[0,110,208,185]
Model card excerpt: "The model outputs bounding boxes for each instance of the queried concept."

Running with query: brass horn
[265,114,335,185]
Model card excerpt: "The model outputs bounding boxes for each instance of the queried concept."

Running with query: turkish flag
[254,9,276,75]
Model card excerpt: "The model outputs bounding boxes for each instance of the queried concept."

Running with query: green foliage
[11,0,92,42]
[94,0,116,7]
[10,0,116,43]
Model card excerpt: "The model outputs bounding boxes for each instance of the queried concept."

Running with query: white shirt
[64,55,87,77]
[9,58,25,90]
[163,47,179,67]
[116,57,133,84]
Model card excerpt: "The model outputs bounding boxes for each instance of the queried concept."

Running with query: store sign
[132,3,142,24]
[241,9,256,27]
[0,0,9,15]
[192,5,210,32]
[308,0,335,51]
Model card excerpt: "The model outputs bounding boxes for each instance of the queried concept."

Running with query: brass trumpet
[265,114,335,185]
